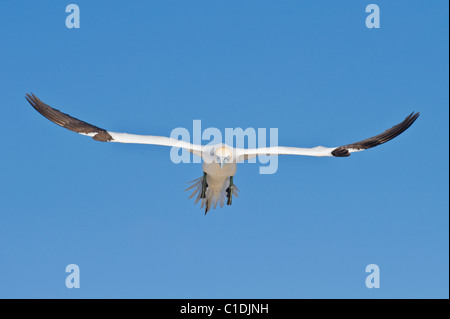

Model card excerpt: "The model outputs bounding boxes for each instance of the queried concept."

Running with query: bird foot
[201,172,208,199]
[226,176,234,205]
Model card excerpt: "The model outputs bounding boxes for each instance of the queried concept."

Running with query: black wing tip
[25,92,38,102]
[396,111,420,136]
[406,111,420,123]
[410,111,420,123]
[332,111,420,157]
[25,92,40,109]
[25,92,58,120]
[405,111,420,122]
[25,92,114,142]
[25,92,55,118]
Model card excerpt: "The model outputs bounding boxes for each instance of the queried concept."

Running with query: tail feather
[185,181,200,192]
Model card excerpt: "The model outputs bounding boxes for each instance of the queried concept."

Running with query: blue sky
[0,1,448,298]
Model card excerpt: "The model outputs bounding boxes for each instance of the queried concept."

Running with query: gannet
[26,93,419,214]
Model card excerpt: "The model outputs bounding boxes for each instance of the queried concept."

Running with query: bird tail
[185,176,239,214]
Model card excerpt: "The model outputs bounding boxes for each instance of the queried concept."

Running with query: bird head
[214,146,232,170]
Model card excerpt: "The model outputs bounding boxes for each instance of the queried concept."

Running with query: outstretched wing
[26,93,203,157]
[236,112,420,161]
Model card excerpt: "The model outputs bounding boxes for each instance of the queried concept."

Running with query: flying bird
[26,93,420,214]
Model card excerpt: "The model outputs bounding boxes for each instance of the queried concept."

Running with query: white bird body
[202,161,236,210]
[194,144,238,212]
[26,93,419,214]
[203,159,237,181]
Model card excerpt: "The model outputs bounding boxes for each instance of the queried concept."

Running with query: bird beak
[219,158,225,170]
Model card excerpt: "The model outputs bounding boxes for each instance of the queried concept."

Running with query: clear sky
[0,1,448,298]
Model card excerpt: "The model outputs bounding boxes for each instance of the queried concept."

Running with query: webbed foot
[201,172,208,199]
[226,176,234,205]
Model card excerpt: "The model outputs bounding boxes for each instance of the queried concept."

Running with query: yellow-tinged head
[214,146,233,169]
[215,147,232,158]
